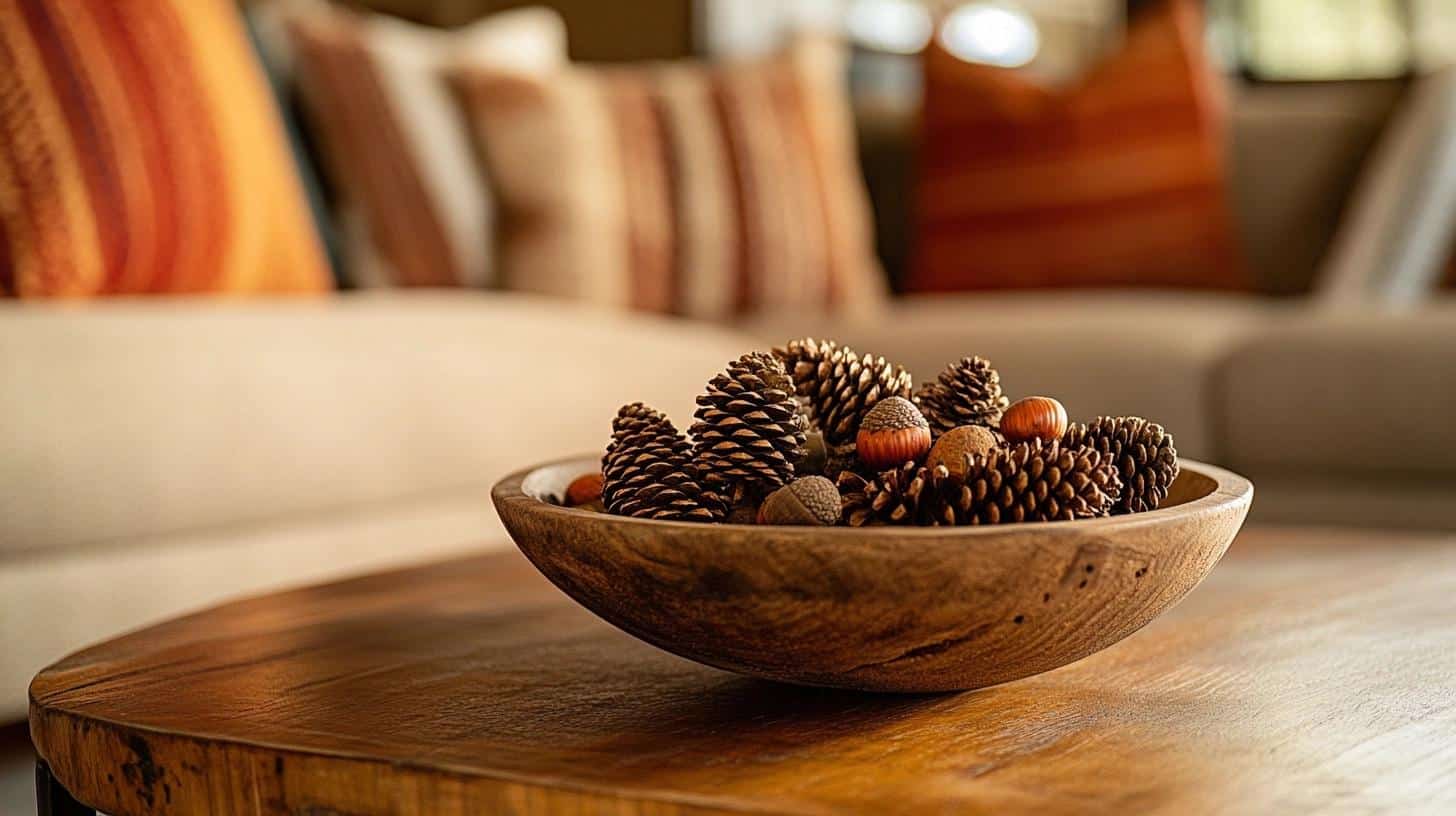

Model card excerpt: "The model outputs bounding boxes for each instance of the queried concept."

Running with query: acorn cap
[759,476,841,526]
[860,396,930,433]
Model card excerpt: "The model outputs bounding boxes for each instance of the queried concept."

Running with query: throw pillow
[908,0,1246,292]
[0,0,330,296]
[283,4,566,288]
[449,38,887,319]
[1317,65,1456,305]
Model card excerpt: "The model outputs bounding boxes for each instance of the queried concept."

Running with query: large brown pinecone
[602,403,726,522]
[1063,416,1178,514]
[839,441,1119,526]
[837,462,929,526]
[691,352,807,499]
[945,439,1121,524]
[914,356,1009,437]
[774,337,913,446]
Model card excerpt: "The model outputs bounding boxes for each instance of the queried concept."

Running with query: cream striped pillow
[282,4,566,288]
[449,39,887,319]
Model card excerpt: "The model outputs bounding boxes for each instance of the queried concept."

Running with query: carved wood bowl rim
[492,454,1251,539]
[492,456,1253,692]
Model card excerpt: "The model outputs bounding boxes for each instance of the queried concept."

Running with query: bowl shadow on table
[109,594,1228,811]
[519,652,1226,811]
[348,605,1221,809]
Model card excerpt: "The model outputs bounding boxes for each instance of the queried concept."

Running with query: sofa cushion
[0,0,329,296]
[742,292,1270,461]
[1218,300,1456,478]
[0,292,753,557]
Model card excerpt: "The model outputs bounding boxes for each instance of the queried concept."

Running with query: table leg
[36,761,93,816]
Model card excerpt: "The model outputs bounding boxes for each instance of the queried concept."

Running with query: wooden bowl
[492,457,1252,693]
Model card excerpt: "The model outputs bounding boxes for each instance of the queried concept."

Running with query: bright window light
[939,2,1041,68]
[846,0,935,55]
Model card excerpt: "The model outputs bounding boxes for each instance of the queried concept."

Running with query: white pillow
[1317,66,1456,305]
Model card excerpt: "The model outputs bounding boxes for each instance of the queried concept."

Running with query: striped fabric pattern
[0,0,329,297]
[909,0,1247,292]
[284,6,566,289]
[450,39,886,319]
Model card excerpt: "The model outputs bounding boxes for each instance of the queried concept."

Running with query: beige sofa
[5,290,1456,721]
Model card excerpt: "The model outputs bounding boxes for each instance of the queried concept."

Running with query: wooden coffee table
[29,528,1456,815]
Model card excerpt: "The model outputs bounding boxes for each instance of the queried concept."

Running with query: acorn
[926,425,1002,479]
[1000,396,1068,444]
[757,476,841,526]
[564,472,604,507]
[855,396,932,471]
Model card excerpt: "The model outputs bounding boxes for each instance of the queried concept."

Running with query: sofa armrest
[1217,299,1456,479]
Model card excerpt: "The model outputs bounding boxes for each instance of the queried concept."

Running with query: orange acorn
[1000,396,1068,443]
[856,397,932,471]
[564,472,605,507]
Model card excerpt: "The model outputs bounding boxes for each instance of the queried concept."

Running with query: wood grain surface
[494,457,1251,692]
[30,528,1456,815]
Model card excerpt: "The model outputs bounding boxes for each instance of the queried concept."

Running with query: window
[1224,0,1456,80]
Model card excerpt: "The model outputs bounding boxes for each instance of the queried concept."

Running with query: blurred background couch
[3,0,1456,728]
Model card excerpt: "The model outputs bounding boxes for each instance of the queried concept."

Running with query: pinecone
[838,440,1118,527]
[613,470,730,522]
[914,356,1009,437]
[602,403,726,522]
[838,462,930,526]
[945,439,1122,524]
[690,352,808,500]
[774,337,913,446]
[1063,416,1178,514]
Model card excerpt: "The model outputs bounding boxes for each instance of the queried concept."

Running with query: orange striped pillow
[909,0,1246,292]
[449,39,887,319]
[0,0,330,297]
